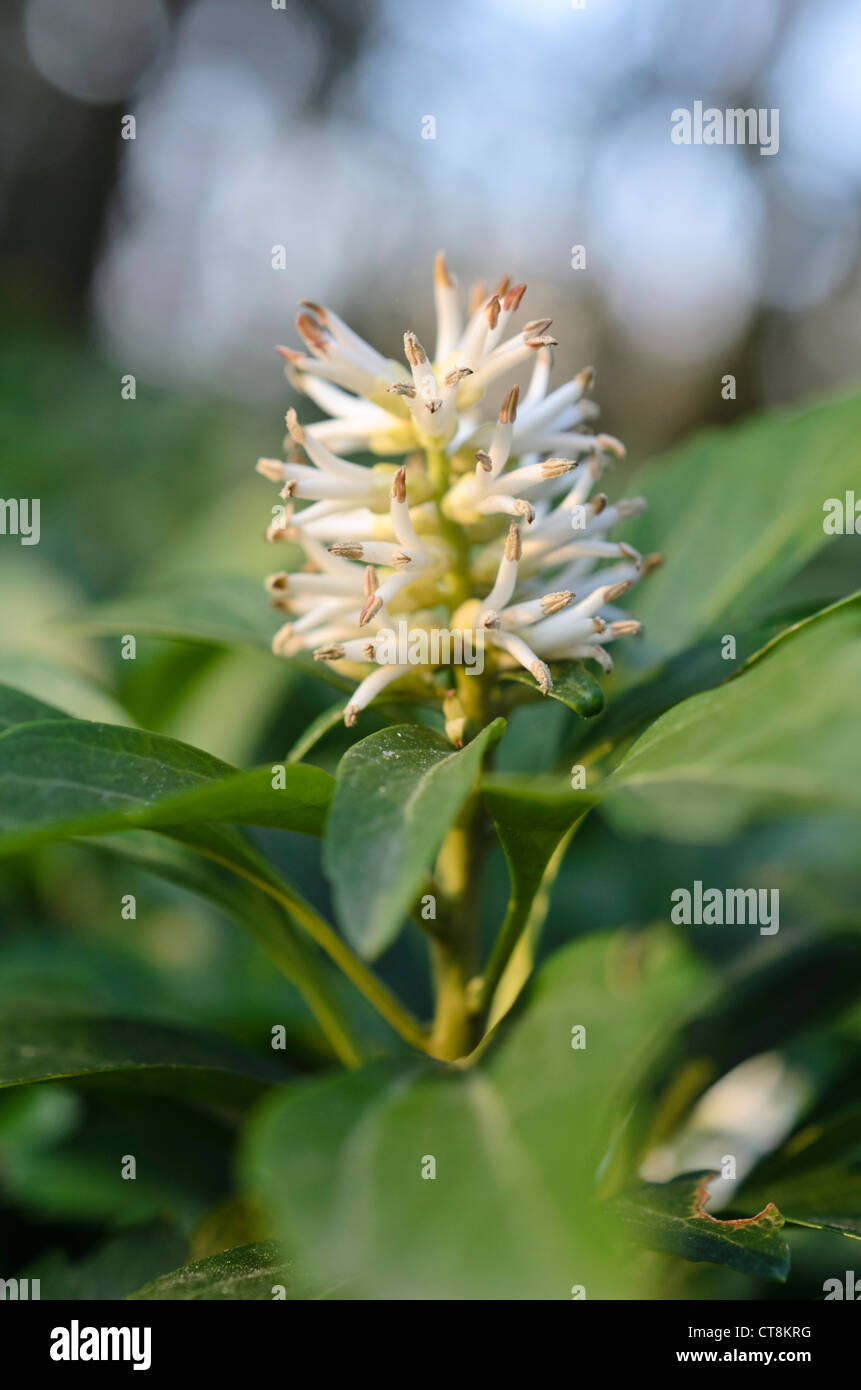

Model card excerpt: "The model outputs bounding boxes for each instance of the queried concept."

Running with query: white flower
[256,255,660,736]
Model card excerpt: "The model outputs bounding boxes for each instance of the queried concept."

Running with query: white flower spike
[256,256,660,740]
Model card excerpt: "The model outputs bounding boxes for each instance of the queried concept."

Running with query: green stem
[421,442,492,1057]
[425,446,450,495]
[427,800,485,1060]
[454,664,486,728]
[428,940,475,1062]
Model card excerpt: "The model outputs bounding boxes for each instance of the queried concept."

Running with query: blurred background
[1,0,860,1299]
[5,0,861,421]
[3,0,861,594]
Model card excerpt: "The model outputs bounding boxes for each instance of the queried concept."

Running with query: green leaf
[479,774,595,1018]
[740,1169,861,1241]
[565,612,795,761]
[613,1172,790,1281]
[0,1013,281,1105]
[482,775,595,898]
[244,930,705,1298]
[140,763,333,837]
[626,391,861,659]
[0,708,333,856]
[322,720,504,959]
[0,687,374,1063]
[501,660,604,716]
[127,1240,292,1301]
[604,595,861,841]
[737,1105,861,1239]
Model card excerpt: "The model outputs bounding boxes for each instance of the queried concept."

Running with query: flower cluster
[255,255,659,736]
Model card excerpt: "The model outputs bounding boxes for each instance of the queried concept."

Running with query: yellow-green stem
[427,803,484,1060]
[422,443,493,1057]
[428,940,475,1061]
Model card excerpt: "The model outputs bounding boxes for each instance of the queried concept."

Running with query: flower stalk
[427,801,486,1061]
[253,255,663,1062]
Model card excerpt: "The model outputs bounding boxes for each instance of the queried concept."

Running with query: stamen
[257,458,285,482]
[499,385,519,425]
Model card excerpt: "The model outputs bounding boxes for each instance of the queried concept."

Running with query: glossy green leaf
[323,719,504,958]
[626,391,861,659]
[740,1169,861,1241]
[0,708,333,856]
[604,595,861,841]
[565,613,795,761]
[0,685,372,1063]
[614,1171,790,1281]
[482,775,595,882]
[127,1240,293,1301]
[501,660,604,716]
[244,930,705,1299]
